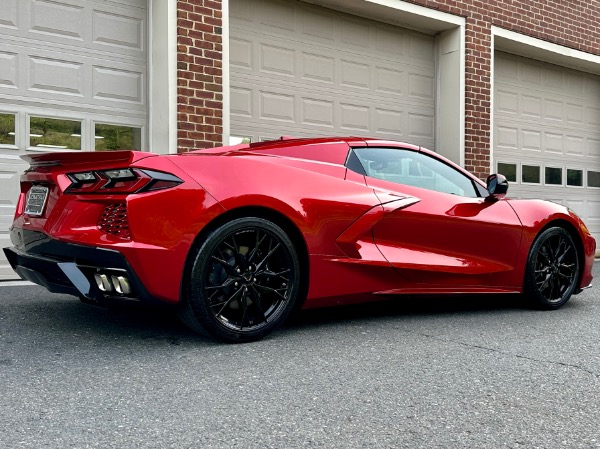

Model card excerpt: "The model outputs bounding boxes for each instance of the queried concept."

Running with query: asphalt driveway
[1,264,599,448]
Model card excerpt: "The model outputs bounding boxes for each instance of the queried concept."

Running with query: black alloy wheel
[179,217,301,342]
[524,227,580,309]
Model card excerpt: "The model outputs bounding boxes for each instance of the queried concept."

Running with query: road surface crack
[410,331,599,379]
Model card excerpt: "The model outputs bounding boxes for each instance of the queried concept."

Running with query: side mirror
[486,173,509,201]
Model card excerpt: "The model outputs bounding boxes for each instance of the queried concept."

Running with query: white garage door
[229,0,436,146]
[494,52,600,251]
[0,0,148,280]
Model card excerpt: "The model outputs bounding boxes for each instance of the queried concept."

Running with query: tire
[178,217,302,342]
[524,227,580,310]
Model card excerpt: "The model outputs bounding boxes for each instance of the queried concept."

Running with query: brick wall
[177,0,223,153]
[177,0,600,177]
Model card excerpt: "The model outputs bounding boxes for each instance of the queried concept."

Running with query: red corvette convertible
[4,137,595,342]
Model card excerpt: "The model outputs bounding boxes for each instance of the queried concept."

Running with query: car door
[348,145,524,292]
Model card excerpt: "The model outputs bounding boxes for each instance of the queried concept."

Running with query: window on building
[497,162,516,182]
[567,169,583,187]
[229,136,252,145]
[0,113,15,146]
[94,124,142,151]
[545,167,562,185]
[588,170,600,188]
[29,117,81,150]
[521,165,540,184]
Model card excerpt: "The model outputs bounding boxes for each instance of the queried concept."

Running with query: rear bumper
[3,228,160,305]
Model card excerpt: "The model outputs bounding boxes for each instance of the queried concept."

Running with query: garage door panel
[339,103,370,132]
[543,99,563,121]
[0,159,24,207]
[340,59,370,90]
[0,0,147,279]
[259,0,296,32]
[587,139,600,159]
[29,55,85,97]
[566,135,585,156]
[234,27,434,73]
[339,16,371,49]
[494,51,600,251]
[233,42,434,100]
[230,37,253,70]
[566,103,584,124]
[408,113,435,140]
[375,66,403,95]
[542,65,564,90]
[0,44,145,113]
[301,97,334,128]
[0,235,16,281]
[231,72,434,114]
[495,89,518,115]
[409,33,436,61]
[374,108,404,137]
[232,75,434,142]
[375,27,404,55]
[302,52,335,84]
[543,132,564,154]
[259,91,295,123]
[92,8,145,53]
[0,0,18,29]
[92,66,144,105]
[231,2,435,146]
[235,28,433,75]
[260,44,296,77]
[496,94,600,130]
[522,129,541,152]
[302,8,335,40]
[588,107,600,128]
[494,117,599,154]
[588,200,600,219]
[233,111,431,148]
[0,1,146,59]
[29,0,85,41]
[230,86,253,117]
[408,72,435,100]
[566,200,585,217]
[0,155,28,280]
[0,50,17,88]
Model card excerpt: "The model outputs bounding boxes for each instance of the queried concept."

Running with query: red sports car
[4,137,595,342]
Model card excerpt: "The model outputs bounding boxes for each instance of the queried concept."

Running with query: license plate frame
[25,185,49,217]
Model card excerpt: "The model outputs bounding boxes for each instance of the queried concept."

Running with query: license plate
[25,185,49,216]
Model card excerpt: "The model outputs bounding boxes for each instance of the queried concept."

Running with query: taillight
[65,169,183,194]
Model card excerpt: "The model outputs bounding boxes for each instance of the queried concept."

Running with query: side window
[350,147,480,198]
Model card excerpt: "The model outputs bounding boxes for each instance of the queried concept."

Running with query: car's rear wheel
[179,217,301,342]
[524,227,580,309]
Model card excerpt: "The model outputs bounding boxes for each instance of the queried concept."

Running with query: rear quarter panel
[169,153,409,305]
[169,153,380,256]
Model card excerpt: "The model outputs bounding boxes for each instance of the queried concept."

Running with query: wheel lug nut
[236,268,241,273]
[253,278,256,282]
[234,282,239,287]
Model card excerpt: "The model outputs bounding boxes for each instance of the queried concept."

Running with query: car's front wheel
[179,217,301,342]
[524,227,580,309]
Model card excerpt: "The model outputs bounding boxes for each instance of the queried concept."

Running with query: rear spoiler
[22,150,158,167]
